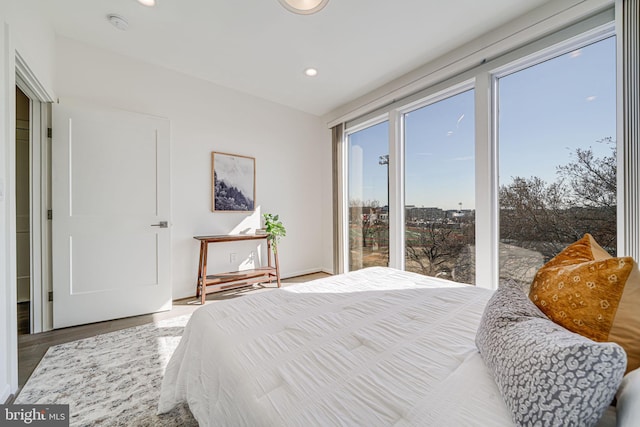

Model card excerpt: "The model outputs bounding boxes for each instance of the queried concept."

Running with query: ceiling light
[304,68,318,77]
[107,14,129,31]
[278,0,329,15]
[137,0,156,6]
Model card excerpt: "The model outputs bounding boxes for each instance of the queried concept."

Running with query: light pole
[379,154,389,209]
[379,154,390,263]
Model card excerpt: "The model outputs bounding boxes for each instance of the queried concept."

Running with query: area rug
[15,315,198,426]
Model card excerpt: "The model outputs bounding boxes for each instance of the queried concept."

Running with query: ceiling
[34,0,552,116]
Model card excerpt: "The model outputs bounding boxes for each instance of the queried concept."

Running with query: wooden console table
[194,234,281,304]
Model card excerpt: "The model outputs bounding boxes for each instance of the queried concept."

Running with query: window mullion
[388,110,404,270]
[474,72,499,289]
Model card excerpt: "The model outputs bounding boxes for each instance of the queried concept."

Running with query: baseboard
[320,267,335,275]
[281,268,327,279]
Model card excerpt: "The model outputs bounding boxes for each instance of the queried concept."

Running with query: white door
[52,100,171,328]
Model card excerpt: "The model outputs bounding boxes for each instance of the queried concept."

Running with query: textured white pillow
[616,367,640,427]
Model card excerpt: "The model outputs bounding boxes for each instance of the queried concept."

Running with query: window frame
[343,114,389,272]
[338,13,619,289]
[491,25,617,287]
[398,81,476,276]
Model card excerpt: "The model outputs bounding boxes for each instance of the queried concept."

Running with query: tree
[349,199,382,249]
[557,137,616,209]
[499,138,617,258]
[499,176,572,257]
[557,138,616,249]
[405,213,472,279]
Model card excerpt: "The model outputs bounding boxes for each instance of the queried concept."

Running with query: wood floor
[17,302,29,335]
[17,272,330,388]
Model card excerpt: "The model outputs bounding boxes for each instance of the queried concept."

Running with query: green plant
[263,213,286,253]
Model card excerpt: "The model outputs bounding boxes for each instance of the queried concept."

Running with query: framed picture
[211,152,256,212]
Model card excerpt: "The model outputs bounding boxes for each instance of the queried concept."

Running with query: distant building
[447,209,474,218]
[406,207,444,222]
[349,204,389,224]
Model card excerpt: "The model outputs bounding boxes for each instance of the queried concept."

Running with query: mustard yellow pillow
[529,234,640,373]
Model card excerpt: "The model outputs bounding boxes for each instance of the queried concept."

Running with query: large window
[340,15,620,288]
[404,90,475,284]
[347,121,389,271]
[497,37,617,289]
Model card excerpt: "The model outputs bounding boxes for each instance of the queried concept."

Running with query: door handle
[151,221,169,228]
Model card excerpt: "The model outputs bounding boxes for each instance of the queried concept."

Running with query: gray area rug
[16,315,198,426]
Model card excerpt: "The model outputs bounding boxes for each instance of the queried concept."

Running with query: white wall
[55,37,332,300]
[0,0,56,403]
[2,1,55,95]
[0,10,11,404]
[321,144,334,273]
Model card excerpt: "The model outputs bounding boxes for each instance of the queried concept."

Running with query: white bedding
[158,267,514,426]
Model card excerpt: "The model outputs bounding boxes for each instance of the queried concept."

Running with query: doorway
[8,53,56,395]
[15,86,30,335]
[14,73,53,337]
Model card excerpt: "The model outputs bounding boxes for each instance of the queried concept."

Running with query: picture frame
[211,152,256,212]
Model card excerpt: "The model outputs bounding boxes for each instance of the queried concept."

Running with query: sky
[348,36,616,211]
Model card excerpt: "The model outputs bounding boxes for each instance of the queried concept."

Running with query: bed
[158,267,629,426]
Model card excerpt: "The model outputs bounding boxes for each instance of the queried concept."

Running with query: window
[347,120,389,271]
[497,37,617,289]
[338,15,618,289]
[404,90,476,284]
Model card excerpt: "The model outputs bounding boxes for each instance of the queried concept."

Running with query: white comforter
[158,267,513,426]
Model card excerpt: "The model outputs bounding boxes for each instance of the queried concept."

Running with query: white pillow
[616,367,640,427]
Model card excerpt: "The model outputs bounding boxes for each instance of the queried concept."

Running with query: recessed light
[107,14,129,31]
[137,0,156,6]
[304,68,318,77]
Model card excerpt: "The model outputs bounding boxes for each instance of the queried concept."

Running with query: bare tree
[558,137,616,209]
[500,138,617,258]
[349,199,381,249]
[557,138,616,250]
[406,221,467,278]
[499,176,572,258]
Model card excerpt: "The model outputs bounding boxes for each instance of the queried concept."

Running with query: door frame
[15,52,54,334]
[1,29,55,399]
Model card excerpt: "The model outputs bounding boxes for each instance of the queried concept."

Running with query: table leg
[274,249,281,288]
[200,242,209,305]
[196,241,205,298]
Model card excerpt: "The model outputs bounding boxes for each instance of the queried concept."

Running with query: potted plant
[263,213,286,254]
